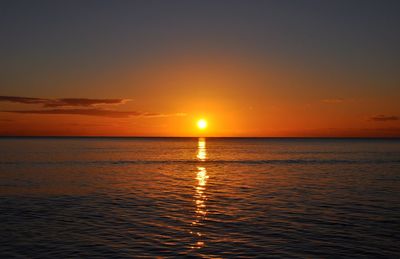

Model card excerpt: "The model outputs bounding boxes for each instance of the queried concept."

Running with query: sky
[0,0,399,137]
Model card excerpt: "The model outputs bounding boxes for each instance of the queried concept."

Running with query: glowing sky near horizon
[0,0,399,136]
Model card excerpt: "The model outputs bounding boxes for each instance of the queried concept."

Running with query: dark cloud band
[1,109,186,118]
[0,96,127,107]
[369,115,399,122]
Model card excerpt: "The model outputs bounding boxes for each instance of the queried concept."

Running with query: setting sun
[197,119,208,130]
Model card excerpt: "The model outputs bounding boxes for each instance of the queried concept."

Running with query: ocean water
[0,137,399,258]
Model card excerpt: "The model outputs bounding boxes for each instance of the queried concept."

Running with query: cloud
[143,112,187,118]
[369,115,399,122]
[0,96,48,105]
[0,118,13,122]
[0,95,186,119]
[44,98,128,107]
[0,95,128,107]
[321,98,344,104]
[1,108,186,118]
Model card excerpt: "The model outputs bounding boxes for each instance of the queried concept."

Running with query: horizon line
[0,136,399,139]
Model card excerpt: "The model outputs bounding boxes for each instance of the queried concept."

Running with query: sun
[197,119,207,130]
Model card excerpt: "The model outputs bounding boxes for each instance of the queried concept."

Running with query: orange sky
[1,1,399,137]
[1,53,399,137]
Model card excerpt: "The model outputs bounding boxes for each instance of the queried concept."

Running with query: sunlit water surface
[0,138,399,258]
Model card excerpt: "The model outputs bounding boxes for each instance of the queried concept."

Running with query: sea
[0,137,399,258]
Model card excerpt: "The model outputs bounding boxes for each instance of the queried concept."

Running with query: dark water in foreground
[0,138,399,258]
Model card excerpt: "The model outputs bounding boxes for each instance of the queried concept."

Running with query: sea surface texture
[0,137,399,258]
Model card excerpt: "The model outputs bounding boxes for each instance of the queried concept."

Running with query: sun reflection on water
[190,137,209,250]
[196,137,206,161]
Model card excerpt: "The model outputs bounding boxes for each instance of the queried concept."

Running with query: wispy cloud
[1,108,186,118]
[0,95,128,107]
[0,95,186,119]
[321,98,344,104]
[369,115,399,122]
[0,118,13,122]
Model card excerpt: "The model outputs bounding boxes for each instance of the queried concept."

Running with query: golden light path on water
[190,137,209,250]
